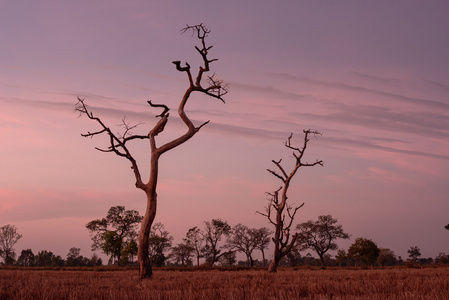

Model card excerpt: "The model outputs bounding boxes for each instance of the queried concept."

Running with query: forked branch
[75,97,147,189]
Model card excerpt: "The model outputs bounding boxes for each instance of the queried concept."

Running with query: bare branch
[147,101,170,118]
[94,147,113,153]
[179,24,229,103]
[285,132,301,153]
[75,97,146,190]
[81,128,108,138]
[285,202,304,230]
[271,158,289,181]
[267,168,285,182]
[204,74,228,103]
[149,114,169,138]
[196,120,210,131]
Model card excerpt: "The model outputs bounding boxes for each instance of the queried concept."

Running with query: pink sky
[1,1,449,262]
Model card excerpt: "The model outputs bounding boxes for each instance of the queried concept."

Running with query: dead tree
[75,24,227,279]
[257,130,323,273]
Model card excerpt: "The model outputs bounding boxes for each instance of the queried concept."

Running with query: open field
[1,266,449,299]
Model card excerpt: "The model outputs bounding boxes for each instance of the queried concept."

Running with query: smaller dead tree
[258,130,323,273]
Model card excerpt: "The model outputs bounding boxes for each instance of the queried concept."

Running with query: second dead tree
[258,130,323,273]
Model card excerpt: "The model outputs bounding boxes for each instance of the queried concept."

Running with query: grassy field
[1,266,449,299]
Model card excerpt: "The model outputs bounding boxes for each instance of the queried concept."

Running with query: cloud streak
[266,72,449,111]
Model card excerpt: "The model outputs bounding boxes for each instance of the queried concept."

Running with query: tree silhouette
[76,24,227,278]
[86,206,142,265]
[184,226,205,266]
[227,224,258,267]
[201,219,231,266]
[148,222,173,267]
[348,238,380,267]
[0,224,22,265]
[407,246,421,263]
[17,249,35,267]
[169,243,194,266]
[252,227,272,267]
[258,130,323,273]
[296,215,349,269]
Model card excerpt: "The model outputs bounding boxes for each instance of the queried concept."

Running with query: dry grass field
[1,266,449,299]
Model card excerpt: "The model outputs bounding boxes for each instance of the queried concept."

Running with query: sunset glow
[1,1,448,261]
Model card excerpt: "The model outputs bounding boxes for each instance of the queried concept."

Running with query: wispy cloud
[265,72,449,111]
[351,71,401,86]
[231,82,315,102]
[322,135,449,161]
[422,78,449,93]
[293,104,449,140]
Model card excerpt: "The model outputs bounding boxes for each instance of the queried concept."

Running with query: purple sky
[1,1,449,262]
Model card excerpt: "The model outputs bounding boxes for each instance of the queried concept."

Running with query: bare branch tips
[147,101,170,118]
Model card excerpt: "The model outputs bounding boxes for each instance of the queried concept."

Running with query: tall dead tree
[75,24,227,279]
[258,129,323,273]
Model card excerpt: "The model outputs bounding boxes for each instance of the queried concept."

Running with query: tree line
[3,214,448,268]
[0,225,102,267]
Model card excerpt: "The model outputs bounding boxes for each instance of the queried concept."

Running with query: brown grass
[1,266,449,299]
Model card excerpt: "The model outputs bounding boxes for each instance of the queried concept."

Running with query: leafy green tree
[0,224,22,265]
[377,248,397,266]
[148,223,173,267]
[348,238,380,267]
[86,206,143,265]
[296,215,350,269]
[122,239,138,265]
[407,246,421,262]
[201,219,231,266]
[102,231,124,265]
[17,249,35,266]
[184,226,204,266]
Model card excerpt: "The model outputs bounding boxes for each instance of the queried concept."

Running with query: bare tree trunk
[138,190,157,278]
[268,255,280,273]
[246,254,254,268]
[319,254,326,270]
[261,249,266,267]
